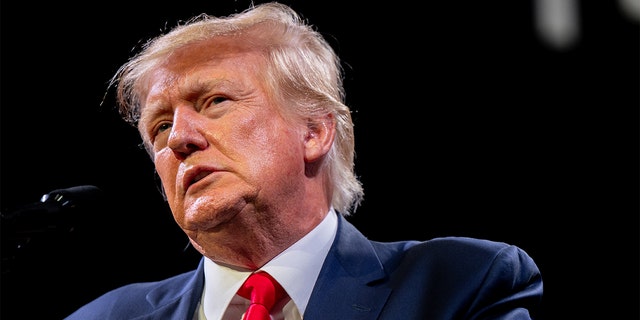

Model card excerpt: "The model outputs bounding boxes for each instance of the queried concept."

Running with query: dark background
[1,0,638,319]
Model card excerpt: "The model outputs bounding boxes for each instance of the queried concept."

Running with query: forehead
[140,36,267,95]
[165,35,263,71]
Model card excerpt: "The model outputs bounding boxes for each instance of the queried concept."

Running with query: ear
[304,114,335,163]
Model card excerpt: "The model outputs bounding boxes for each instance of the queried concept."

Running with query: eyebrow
[138,77,237,123]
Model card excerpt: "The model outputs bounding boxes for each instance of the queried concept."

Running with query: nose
[167,107,208,159]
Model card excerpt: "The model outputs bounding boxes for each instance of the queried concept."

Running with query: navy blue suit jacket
[65,213,543,319]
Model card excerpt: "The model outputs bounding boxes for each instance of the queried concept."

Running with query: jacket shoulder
[381,236,537,268]
[65,264,203,319]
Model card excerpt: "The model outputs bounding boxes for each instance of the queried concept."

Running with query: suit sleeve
[466,243,543,320]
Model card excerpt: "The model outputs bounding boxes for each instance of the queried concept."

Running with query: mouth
[183,168,215,191]
[192,171,211,184]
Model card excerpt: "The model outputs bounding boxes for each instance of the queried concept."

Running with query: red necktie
[237,271,286,320]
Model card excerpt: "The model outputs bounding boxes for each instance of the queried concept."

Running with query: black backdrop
[1,1,638,319]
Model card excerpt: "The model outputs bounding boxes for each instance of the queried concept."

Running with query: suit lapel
[304,214,391,320]
[142,258,205,319]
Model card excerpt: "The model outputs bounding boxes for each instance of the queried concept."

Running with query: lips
[191,171,211,184]
[183,167,215,191]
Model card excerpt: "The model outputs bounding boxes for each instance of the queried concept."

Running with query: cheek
[245,120,304,175]
[228,114,275,153]
[153,149,178,197]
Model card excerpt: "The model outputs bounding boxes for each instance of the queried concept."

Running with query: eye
[146,121,172,150]
[201,96,230,117]
[150,121,172,140]
[157,122,172,133]
[210,96,229,105]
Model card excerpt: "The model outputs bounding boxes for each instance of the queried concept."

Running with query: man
[65,2,543,319]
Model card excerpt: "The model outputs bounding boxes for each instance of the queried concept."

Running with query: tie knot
[237,271,286,319]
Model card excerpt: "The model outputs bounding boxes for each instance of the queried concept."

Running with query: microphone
[1,185,103,235]
[1,185,104,274]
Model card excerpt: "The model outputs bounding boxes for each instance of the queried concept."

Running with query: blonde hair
[109,2,363,215]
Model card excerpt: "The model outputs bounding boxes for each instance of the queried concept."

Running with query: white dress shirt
[194,209,338,320]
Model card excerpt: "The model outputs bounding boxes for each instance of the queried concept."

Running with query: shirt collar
[202,208,338,319]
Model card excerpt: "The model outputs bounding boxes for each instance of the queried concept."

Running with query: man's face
[137,38,308,264]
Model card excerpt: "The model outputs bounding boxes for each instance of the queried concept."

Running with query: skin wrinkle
[138,32,330,269]
[62,6,544,319]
